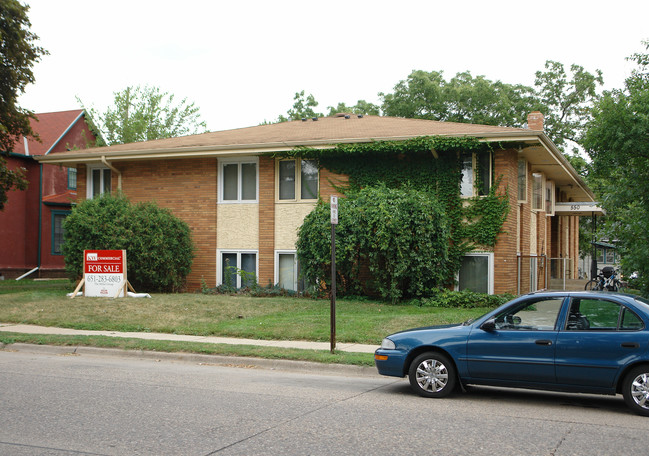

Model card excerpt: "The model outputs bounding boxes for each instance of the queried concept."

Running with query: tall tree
[534,60,603,149]
[327,100,380,116]
[0,0,47,209]
[79,85,207,146]
[277,90,323,122]
[379,70,541,127]
[584,41,649,294]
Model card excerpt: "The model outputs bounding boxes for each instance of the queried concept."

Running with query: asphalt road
[1,347,648,455]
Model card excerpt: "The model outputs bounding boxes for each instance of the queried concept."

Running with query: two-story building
[35,112,599,294]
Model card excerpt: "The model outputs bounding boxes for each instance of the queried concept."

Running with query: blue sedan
[374,291,649,416]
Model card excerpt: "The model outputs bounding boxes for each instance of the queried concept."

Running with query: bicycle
[584,266,621,292]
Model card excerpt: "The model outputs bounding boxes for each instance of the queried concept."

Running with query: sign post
[330,196,338,353]
[83,250,127,297]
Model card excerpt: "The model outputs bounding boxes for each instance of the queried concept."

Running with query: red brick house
[0,109,96,279]
[36,112,599,294]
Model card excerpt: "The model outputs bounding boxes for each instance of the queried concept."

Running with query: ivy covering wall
[275,136,510,300]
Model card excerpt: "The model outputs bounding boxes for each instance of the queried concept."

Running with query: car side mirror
[481,318,496,332]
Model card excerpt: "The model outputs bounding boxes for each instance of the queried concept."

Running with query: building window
[51,211,70,255]
[517,159,527,202]
[457,252,494,294]
[68,168,77,190]
[275,251,306,292]
[460,152,492,197]
[545,179,555,215]
[532,173,543,210]
[220,159,258,202]
[87,167,111,198]
[278,159,318,201]
[218,250,257,288]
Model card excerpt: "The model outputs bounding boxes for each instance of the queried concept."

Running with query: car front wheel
[408,352,456,398]
[622,365,649,416]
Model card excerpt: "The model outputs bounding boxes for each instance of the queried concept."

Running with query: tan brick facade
[74,148,583,294]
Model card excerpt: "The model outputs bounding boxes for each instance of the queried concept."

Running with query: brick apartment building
[36,112,599,294]
[0,110,96,279]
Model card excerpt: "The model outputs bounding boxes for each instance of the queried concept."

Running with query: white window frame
[218,157,259,203]
[217,249,258,288]
[517,158,527,203]
[275,250,299,291]
[455,252,494,294]
[86,165,111,198]
[460,152,492,198]
[276,158,319,202]
[545,179,555,216]
[532,172,544,211]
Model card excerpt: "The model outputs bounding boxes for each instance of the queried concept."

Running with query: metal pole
[330,223,336,353]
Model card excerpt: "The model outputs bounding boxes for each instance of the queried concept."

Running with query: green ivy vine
[273,135,510,298]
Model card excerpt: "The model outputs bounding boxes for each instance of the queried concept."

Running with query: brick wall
[258,156,275,286]
[493,149,519,294]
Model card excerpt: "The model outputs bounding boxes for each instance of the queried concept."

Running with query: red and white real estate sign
[84,250,127,297]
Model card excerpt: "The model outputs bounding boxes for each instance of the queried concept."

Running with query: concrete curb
[1,343,381,378]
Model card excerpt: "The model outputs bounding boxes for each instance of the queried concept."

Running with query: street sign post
[330,196,338,353]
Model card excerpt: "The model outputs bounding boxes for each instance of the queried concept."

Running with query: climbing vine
[275,136,510,299]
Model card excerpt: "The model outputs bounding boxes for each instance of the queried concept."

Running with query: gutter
[101,155,122,190]
[37,163,43,277]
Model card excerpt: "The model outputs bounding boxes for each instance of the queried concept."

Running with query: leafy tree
[583,41,649,294]
[0,0,47,209]
[62,193,194,292]
[379,70,541,127]
[79,85,207,146]
[277,90,323,122]
[327,100,380,116]
[534,60,603,148]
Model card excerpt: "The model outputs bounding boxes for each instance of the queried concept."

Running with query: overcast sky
[17,0,649,132]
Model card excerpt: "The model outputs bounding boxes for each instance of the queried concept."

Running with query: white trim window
[277,158,318,201]
[532,172,544,210]
[87,165,111,198]
[274,251,304,291]
[545,179,555,216]
[517,158,527,203]
[456,252,494,294]
[217,250,258,288]
[460,152,492,197]
[219,158,258,203]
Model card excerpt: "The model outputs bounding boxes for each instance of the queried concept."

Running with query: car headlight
[380,338,396,350]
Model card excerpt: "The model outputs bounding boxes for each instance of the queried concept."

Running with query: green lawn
[0,279,492,345]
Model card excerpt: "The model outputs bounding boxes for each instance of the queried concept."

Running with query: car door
[467,297,565,384]
[555,297,649,389]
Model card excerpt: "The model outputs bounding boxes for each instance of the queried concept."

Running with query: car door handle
[535,340,553,346]
[621,342,640,349]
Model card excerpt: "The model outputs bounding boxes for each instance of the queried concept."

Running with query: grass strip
[0,332,375,366]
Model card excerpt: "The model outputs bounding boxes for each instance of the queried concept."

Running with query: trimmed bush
[62,193,194,292]
[417,289,516,308]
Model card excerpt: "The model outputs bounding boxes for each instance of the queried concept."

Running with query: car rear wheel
[408,352,456,398]
[622,365,649,416]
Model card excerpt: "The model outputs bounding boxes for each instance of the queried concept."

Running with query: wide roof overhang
[34,118,596,203]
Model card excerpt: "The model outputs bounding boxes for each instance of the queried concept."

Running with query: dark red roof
[12,109,85,156]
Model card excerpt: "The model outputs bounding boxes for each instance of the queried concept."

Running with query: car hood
[389,323,461,337]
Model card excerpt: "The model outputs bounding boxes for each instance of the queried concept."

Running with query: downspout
[101,156,122,190]
[36,163,43,276]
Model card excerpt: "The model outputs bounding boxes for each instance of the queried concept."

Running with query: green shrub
[62,193,194,292]
[297,184,450,302]
[417,289,516,308]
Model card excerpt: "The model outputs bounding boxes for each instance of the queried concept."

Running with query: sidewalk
[0,323,378,354]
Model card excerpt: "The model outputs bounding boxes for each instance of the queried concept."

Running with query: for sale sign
[84,250,127,297]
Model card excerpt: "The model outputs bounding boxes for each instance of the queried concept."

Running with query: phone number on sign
[86,275,122,284]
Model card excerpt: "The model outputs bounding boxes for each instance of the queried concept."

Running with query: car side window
[566,298,644,331]
[494,298,563,331]
[621,307,644,331]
